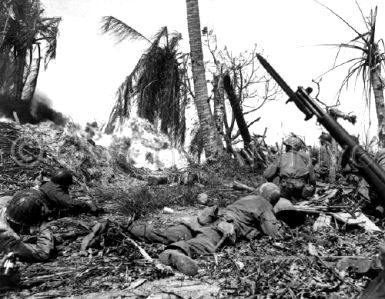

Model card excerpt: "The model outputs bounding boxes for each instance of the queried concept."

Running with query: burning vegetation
[2,0,385,298]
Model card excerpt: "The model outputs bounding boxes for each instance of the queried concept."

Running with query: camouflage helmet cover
[283,136,303,151]
[259,182,281,205]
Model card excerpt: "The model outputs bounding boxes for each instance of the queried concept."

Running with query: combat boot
[158,249,198,276]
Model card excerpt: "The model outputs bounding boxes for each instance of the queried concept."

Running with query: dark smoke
[0,92,67,125]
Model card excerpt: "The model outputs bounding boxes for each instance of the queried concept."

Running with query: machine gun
[256,54,385,202]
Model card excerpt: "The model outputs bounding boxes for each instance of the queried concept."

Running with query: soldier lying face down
[127,183,295,276]
[0,190,54,263]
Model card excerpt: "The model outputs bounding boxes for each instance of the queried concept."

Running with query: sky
[37,0,385,146]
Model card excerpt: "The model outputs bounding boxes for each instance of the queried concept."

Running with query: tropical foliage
[0,0,61,101]
[317,1,385,145]
[102,16,187,146]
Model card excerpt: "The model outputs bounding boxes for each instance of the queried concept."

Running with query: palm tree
[185,0,224,158]
[101,17,187,145]
[317,1,385,146]
[0,0,61,101]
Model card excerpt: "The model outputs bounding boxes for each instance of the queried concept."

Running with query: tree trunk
[370,66,385,147]
[223,74,251,147]
[328,138,337,183]
[185,0,223,159]
[14,48,27,101]
[22,45,41,102]
[213,74,225,135]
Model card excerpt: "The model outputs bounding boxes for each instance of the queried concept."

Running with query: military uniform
[0,197,54,262]
[128,194,282,259]
[264,150,315,201]
[315,144,331,182]
[40,181,92,217]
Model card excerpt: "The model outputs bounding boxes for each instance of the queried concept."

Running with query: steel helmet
[273,198,305,228]
[319,132,332,144]
[6,190,46,226]
[51,168,73,186]
[259,182,281,205]
[283,136,303,151]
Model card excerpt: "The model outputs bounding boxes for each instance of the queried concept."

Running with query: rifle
[256,54,385,202]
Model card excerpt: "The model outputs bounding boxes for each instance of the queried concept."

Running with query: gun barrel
[319,113,385,199]
[257,54,385,201]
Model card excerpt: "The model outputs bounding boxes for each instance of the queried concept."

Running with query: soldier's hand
[217,221,236,244]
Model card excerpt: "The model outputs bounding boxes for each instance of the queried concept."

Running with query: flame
[94,117,188,170]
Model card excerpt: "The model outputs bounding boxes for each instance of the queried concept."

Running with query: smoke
[0,92,67,125]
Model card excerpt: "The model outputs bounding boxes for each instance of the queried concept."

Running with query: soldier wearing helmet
[39,168,100,218]
[0,190,54,262]
[314,132,332,182]
[125,182,284,276]
[263,135,316,202]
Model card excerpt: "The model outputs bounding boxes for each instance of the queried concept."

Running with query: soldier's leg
[158,227,223,276]
[168,227,223,257]
[128,223,193,245]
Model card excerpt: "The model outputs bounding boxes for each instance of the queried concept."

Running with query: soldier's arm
[263,158,280,181]
[259,210,283,238]
[1,225,54,262]
[308,164,316,185]
[48,188,92,214]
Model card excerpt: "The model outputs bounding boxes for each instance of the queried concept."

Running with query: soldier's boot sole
[158,249,198,276]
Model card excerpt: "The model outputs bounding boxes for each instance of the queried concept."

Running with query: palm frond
[315,57,363,80]
[318,43,366,52]
[355,0,370,32]
[0,0,61,100]
[104,23,187,145]
[168,32,183,52]
[38,17,61,68]
[100,16,150,43]
[146,26,168,55]
[313,0,364,42]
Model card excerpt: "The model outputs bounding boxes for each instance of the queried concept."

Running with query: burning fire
[95,117,189,171]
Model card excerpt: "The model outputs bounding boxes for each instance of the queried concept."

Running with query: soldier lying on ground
[0,190,54,262]
[0,168,101,220]
[39,168,101,218]
[0,169,102,290]
[127,183,296,276]
[263,136,316,202]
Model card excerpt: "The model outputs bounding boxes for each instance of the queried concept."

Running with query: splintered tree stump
[359,269,385,298]
[147,175,168,186]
